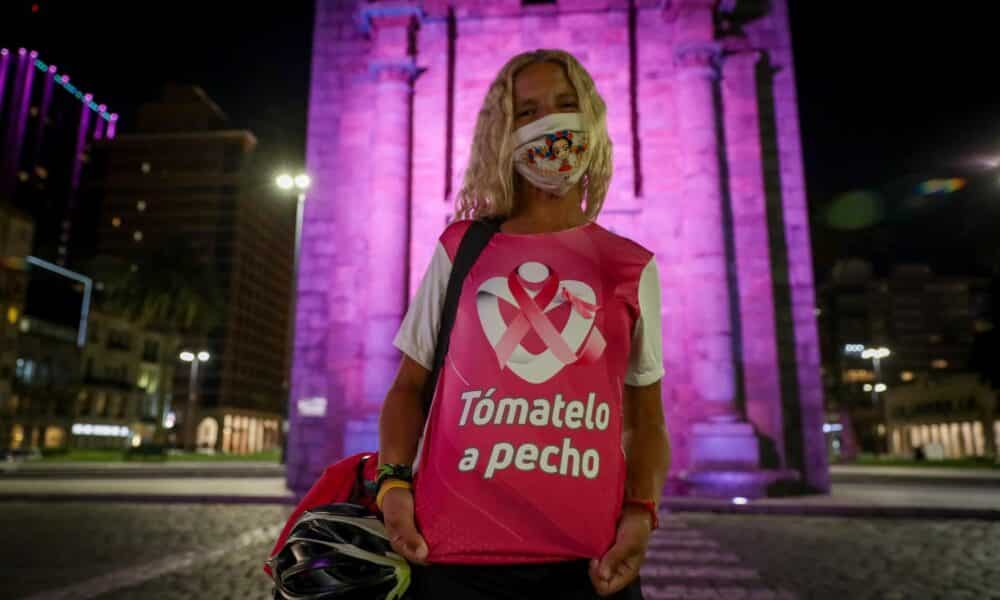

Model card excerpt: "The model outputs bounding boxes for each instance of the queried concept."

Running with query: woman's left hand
[588,505,654,597]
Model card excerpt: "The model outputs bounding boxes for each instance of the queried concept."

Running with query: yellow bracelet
[376,479,413,511]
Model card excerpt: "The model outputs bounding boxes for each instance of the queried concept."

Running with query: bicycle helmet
[268,502,411,600]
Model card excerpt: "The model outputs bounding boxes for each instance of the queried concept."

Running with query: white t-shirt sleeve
[392,242,452,370]
[624,257,665,387]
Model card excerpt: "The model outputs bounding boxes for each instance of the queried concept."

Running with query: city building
[1,47,124,451]
[0,47,117,266]
[76,309,181,449]
[819,259,991,456]
[0,204,34,449]
[3,301,182,452]
[4,314,80,450]
[885,373,998,460]
[82,84,295,453]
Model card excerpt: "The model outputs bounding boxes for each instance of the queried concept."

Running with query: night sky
[3,1,998,279]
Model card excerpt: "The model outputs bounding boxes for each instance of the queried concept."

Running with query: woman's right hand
[381,486,429,565]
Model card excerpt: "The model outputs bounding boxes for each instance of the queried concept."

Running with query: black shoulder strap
[421,217,503,418]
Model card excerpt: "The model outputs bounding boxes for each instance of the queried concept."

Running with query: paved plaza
[2,501,998,599]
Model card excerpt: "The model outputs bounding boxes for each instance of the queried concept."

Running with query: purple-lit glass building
[289,0,828,499]
[0,48,116,266]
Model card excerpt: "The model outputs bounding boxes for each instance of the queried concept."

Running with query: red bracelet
[623,499,659,530]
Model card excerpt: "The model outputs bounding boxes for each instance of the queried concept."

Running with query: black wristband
[375,463,413,490]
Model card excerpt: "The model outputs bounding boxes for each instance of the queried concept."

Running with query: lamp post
[861,347,891,404]
[862,346,891,454]
[275,173,310,295]
[180,350,210,452]
[275,172,310,462]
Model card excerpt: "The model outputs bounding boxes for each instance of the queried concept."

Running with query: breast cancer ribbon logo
[476,261,606,384]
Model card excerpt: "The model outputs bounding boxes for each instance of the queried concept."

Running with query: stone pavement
[3,502,999,600]
[679,513,1000,600]
[5,474,999,519]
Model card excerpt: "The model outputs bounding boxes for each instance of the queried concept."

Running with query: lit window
[900,371,915,382]
[842,369,875,383]
[112,217,121,227]
[137,200,146,212]
[7,306,18,325]
[133,231,143,242]
[931,359,949,369]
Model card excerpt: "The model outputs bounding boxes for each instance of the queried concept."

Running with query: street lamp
[862,346,891,454]
[180,349,210,452]
[275,172,310,402]
[861,346,890,401]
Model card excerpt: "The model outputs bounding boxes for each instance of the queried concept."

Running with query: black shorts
[410,560,644,600]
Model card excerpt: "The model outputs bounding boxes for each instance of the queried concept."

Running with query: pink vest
[413,219,654,564]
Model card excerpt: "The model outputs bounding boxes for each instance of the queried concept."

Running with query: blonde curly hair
[454,49,613,221]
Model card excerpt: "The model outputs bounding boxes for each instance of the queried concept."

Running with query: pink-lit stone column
[673,41,741,423]
[721,49,787,468]
[362,9,419,413]
[671,13,766,496]
[765,0,830,492]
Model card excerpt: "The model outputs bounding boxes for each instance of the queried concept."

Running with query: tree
[78,239,226,451]
[82,242,225,336]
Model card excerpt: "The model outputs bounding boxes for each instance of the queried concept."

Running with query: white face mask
[511,112,590,197]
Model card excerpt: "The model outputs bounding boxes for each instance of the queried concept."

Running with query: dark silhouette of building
[83,85,294,453]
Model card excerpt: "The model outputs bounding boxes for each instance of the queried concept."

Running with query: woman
[376,49,671,600]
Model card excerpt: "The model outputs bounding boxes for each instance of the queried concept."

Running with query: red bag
[264,220,502,578]
[263,451,381,577]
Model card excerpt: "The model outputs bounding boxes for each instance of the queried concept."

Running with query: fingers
[597,542,631,581]
[384,510,429,565]
[589,558,638,597]
[381,488,429,566]
[387,525,429,566]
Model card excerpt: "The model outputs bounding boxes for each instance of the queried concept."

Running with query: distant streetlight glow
[276,174,294,190]
[861,347,891,360]
[276,172,310,192]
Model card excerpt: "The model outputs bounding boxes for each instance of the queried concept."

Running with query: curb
[829,474,1000,488]
[2,493,998,520]
[0,493,297,505]
[0,469,286,479]
[661,499,1000,521]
